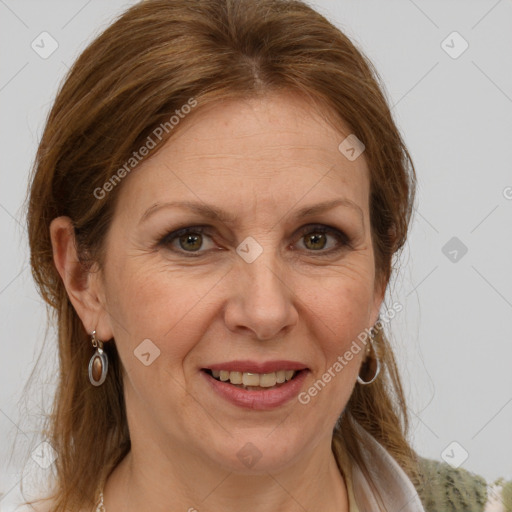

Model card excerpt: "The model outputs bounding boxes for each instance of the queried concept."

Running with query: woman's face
[94,92,384,473]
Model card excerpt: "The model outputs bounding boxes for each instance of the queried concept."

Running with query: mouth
[201,368,304,391]
[200,360,310,410]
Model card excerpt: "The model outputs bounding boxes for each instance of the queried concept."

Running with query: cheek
[104,255,238,381]
[105,242,375,364]
[298,270,374,348]
[103,259,200,359]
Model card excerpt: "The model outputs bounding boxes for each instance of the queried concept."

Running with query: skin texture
[50,92,385,512]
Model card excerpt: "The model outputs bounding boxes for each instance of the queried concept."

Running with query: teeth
[259,373,277,387]
[229,371,243,384]
[210,370,298,386]
[242,373,260,386]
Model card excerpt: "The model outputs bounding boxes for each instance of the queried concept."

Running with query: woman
[24,0,424,510]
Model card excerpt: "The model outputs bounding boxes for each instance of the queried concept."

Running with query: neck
[103,435,349,512]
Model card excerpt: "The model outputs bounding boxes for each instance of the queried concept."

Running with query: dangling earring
[357,324,381,385]
[88,330,108,386]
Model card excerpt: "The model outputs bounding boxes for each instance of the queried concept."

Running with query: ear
[49,216,114,342]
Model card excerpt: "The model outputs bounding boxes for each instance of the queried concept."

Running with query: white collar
[343,420,425,512]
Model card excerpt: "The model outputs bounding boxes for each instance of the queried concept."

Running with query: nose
[223,251,299,341]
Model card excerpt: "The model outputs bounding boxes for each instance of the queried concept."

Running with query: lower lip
[201,370,309,411]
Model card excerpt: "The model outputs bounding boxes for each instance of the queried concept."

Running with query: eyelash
[157,224,351,257]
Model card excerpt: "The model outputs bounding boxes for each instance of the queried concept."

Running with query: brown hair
[23,0,418,509]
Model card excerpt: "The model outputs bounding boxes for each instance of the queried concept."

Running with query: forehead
[115,92,370,222]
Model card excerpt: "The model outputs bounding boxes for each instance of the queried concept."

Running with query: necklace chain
[95,490,105,511]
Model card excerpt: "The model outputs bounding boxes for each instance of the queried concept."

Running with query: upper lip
[203,360,308,373]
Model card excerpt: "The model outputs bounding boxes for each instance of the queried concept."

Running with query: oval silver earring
[88,330,108,386]
[357,326,381,385]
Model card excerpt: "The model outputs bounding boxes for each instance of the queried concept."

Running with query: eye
[158,226,214,256]
[157,224,351,257]
[295,224,351,253]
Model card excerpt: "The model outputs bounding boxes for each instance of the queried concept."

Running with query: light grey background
[1,0,511,509]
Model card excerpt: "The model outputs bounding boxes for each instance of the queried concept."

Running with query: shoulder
[416,456,488,511]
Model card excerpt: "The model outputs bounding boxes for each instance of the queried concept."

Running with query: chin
[203,428,312,475]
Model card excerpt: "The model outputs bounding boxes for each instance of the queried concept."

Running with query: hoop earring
[88,330,108,386]
[357,325,380,385]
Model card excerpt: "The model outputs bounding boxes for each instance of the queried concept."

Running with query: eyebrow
[139,198,364,226]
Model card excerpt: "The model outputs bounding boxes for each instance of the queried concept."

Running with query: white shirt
[337,419,426,512]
